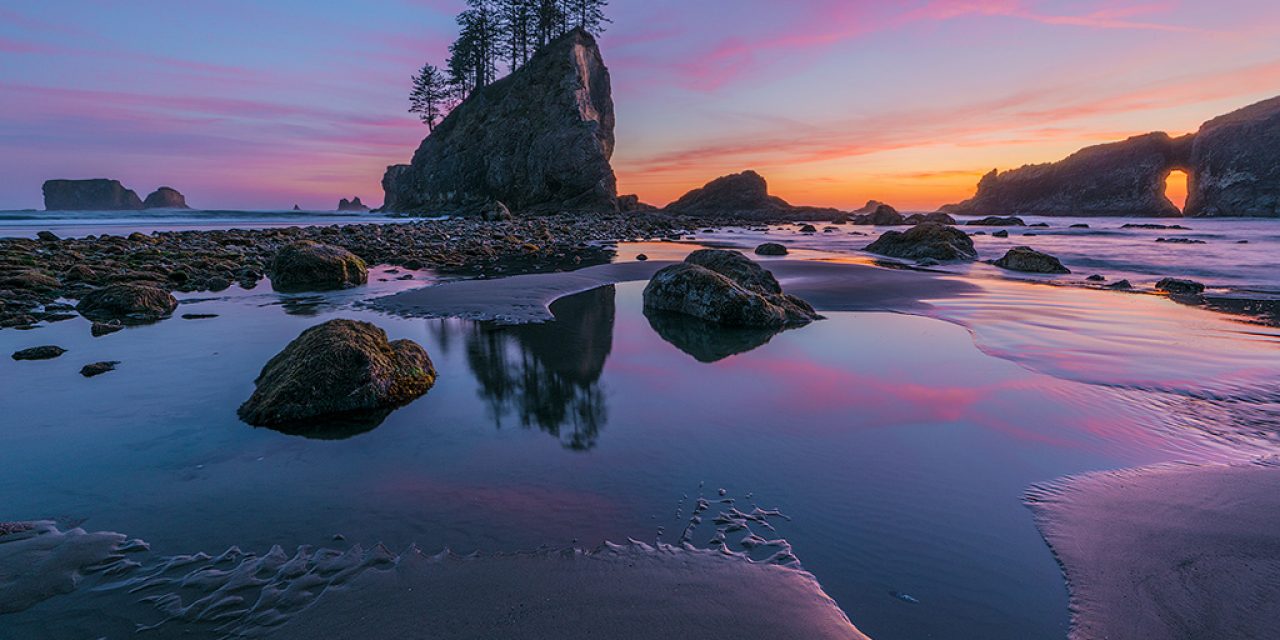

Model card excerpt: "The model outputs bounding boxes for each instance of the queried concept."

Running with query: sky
[2,0,1279,211]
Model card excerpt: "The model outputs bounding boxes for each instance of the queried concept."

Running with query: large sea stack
[943,133,1191,217]
[944,95,1280,217]
[381,29,617,214]
[43,179,144,211]
[1184,96,1280,217]
[142,187,189,209]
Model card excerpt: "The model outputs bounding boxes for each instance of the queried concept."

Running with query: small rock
[80,361,120,377]
[36,230,60,241]
[91,320,123,337]
[182,313,219,320]
[12,345,66,360]
[754,243,788,256]
[992,230,1009,238]
[966,216,1025,226]
[1086,274,1106,282]
[1106,279,1133,290]
[1155,278,1205,295]
[992,246,1071,274]
[636,254,649,261]
[798,224,817,233]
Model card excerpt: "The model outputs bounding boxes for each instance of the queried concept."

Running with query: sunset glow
[2,1,1279,210]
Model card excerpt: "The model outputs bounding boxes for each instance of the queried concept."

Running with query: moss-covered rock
[268,241,368,291]
[237,319,436,429]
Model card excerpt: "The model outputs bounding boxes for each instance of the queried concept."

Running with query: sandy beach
[1026,460,1280,639]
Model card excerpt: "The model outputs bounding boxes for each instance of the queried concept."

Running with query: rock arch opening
[1164,169,1188,213]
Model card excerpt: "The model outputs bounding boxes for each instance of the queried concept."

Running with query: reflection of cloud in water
[431,286,615,450]
[644,308,783,363]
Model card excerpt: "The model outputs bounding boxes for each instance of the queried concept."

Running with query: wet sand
[372,258,977,323]
[0,522,869,639]
[271,543,871,640]
[1025,460,1280,640]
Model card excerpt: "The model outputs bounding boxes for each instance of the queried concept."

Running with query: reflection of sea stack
[382,29,617,214]
[437,286,615,450]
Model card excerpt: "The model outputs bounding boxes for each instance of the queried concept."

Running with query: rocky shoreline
[0,213,701,330]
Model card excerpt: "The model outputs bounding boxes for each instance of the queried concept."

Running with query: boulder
[268,241,368,291]
[617,194,657,213]
[142,187,189,209]
[943,133,1190,217]
[642,249,819,328]
[852,204,906,225]
[12,345,66,360]
[382,29,618,214]
[991,246,1071,274]
[904,212,957,225]
[337,197,370,212]
[754,242,788,256]
[665,170,843,221]
[1185,96,1280,217]
[76,284,177,324]
[480,201,513,221]
[864,223,977,261]
[42,179,143,211]
[237,319,436,428]
[1155,278,1205,295]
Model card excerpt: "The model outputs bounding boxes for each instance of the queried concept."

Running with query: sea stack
[142,187,190,209]
[943,133,1191,217]
[42,179,143,211]
[381,28,617,214]
[338,197,370,212]
[664,170,843,221]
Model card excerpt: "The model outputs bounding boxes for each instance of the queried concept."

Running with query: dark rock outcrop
[381,29,617,214]
[864,222,977,261]
[237,319,436,428]
[1185,96,1280,217]
[944,133,1191,217]
[1155,278,1205,295]
[12,345,66,360]
[268,241,368,291]
[853,200,890,214]
[617,194,657,213]
[966,216,1025,226]
[991,246,1070,274]
[338,197,370,212]
[142,187,189,209]
[643,249,819,328]
[76,284,177,324]
[905,212,957,225]
[665,170,843,221]
[43,179,143,211]
[852,204,905,225]
[754,242,788,256]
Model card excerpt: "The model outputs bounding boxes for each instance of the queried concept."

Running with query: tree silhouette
[565,0,609,34]
[408,63,450,130]
[413,0,608,118]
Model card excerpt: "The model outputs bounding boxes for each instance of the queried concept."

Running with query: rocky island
[42,179,190,211]
[381,29,618,215]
